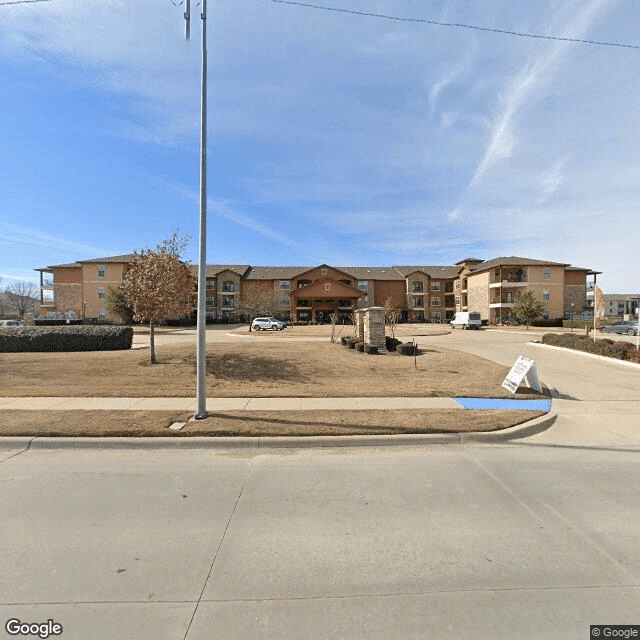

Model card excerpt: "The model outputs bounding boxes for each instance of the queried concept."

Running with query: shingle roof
[78,254,137,264]
[35,262,82,271]
[202,265,252,277]
[245,266,306,280]
[393,265,460,279]
[340,267,405,280]
[470,256,569,271]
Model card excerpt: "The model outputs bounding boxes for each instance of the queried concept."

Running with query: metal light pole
[571,302,574,332]
[184,0,208,419]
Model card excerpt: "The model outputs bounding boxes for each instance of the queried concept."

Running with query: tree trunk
[150,320,156,364]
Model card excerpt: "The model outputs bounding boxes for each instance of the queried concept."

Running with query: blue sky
[0,0,638,293]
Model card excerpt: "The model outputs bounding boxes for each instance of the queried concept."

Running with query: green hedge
[0,326,134,352]
[542,333,640,362]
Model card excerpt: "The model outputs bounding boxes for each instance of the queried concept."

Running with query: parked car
[0,320,27,328]
[252,317,287,331]
[450,312,483,330]
[600,321,639,336]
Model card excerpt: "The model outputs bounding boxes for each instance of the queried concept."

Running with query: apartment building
[35,254,598,324]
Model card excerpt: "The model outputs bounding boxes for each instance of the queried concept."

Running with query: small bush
[364,344,378,355]
[397,342,418,356]
[355,341,365,352]
[340,336,350,346]
[0,326,133,352]
[561,319,593,329]
[541,332,635,361]
[385,336,402,352]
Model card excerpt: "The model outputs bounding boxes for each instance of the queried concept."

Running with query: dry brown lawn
[0,409,543,437]
[0,339,546,399]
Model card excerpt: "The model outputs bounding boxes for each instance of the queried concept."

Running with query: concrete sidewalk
[0,396,551,411]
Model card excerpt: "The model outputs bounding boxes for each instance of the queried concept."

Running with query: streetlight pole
[571,302,574,332]
[184,0,208,419]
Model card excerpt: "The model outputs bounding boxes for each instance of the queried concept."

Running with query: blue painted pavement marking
[453,397,551,411]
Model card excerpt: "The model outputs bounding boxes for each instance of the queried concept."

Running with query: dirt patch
[0,409,543,437]
[0,341,546,399]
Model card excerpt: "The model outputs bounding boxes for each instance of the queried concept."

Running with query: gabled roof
[393,265,460,279]
[203,265,252,277]
[289,277,363,299]
[470,256,570,271]
[454,257,484,265]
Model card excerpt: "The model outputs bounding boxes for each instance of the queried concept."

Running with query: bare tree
[4,281,38,319]
[384,296,401,338]
[121,250,196,363]
[156,228,192,259]
[235,283,285,331]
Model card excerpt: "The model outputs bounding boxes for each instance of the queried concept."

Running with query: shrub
[0,326,133,352]
[364,344,378,355]
[561,319,593,329]
[541,332,635,361]
[397,342,418,356]
[355,341,365,352]
[532,318,563,327]
[385,336,402,352]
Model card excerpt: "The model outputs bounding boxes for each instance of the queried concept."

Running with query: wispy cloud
[470,0,611,187]
[0,216,111,261]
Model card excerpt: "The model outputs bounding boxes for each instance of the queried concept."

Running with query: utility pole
[184,0,208,419]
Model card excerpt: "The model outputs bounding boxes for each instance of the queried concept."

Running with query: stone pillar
[355,309,365,342]
[364,307,386,352]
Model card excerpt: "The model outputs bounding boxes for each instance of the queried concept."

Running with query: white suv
[252,317,287,331]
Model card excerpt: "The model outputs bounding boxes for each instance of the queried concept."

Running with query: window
[222,297,234,308]
[542,310,550,319]
[338,300,351,308]
[543,268,550,280]
[543,290,550,300]
[279,297,289,306]
[455,281,461,290]
[279,281,290,290]
[431,282,441,291]
[321,268,327,275]
[325,283,331,291]
[357,280,368,291]
[364,296,369,305]
[298,280,310,288]
[222,281,234,292]
[298,312,310,321]
[455,296,461,305]
[412,298,423,308]
[98,287,106,300]
[98,309,107,319]
[411,282,423,293]
[206,280,215,290]
[506,292,512,303]
[298,300,310,307]
[97,265,105,278]
[431,297,441,306]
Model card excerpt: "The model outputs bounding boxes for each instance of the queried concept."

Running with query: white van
[450,312,482,330]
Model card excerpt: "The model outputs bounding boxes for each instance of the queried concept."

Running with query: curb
[528,342,640,369]
[1,410,557,451]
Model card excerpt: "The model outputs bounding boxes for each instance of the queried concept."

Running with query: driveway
[416,328,640,448]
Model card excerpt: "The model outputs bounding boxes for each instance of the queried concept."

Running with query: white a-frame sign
[501,356,542,394]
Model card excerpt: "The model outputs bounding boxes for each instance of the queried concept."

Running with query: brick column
[355,309,365,341]
[364,307,386,352]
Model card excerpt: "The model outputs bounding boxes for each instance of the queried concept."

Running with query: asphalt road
[1,329,638,640]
